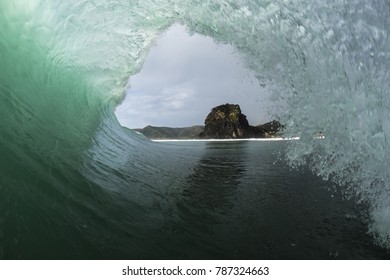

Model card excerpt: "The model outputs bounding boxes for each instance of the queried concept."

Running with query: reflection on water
[181,142,247,215]
[156,141,248,258]
[157,141,389,259]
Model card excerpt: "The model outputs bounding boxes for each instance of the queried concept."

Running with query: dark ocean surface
[3,140,388,259]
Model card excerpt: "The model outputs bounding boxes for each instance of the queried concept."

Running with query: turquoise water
[1,0,390,258]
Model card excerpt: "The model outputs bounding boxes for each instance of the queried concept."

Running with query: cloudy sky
[115,24,270,129]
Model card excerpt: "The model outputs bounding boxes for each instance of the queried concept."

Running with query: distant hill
[133,125,204,139]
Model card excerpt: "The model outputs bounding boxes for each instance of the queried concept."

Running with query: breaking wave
[1,0,390,256]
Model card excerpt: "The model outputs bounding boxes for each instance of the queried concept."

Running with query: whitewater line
[151,137,301,142]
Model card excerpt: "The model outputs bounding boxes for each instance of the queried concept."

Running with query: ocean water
[1,0,390,259]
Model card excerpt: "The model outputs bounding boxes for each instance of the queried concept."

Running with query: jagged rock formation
[199,103,282,139]
[199,104,249,138]
[253,120,284,138]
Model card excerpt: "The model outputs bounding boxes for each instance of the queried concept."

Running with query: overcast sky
[115,24,270,129]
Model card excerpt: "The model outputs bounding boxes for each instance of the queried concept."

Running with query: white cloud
[116,82,198,127]
[160,83,195,110]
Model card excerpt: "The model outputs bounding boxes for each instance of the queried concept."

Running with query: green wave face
[1,0,390,257]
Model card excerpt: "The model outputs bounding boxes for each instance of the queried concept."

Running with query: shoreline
[151,137,301,142]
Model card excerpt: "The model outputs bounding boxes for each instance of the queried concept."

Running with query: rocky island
[199,103,282,139]
[133,103,282,140]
